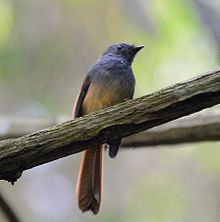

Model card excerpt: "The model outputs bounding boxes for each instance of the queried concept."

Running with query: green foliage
[0,0,14,48]
[0,0,15,80]
[133,0,218,96]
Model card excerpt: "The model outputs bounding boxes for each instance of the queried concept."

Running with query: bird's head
[103,43,144,65]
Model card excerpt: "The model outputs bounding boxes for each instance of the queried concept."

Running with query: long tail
[76,145,103,214]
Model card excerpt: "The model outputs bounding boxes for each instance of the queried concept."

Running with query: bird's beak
[133,45,145,54]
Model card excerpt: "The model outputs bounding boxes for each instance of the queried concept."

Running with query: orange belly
[82,83,125,114]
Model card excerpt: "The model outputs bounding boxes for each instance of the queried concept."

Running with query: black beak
[132,45,145,54]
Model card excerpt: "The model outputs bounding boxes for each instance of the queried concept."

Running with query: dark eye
[117,45,123,50]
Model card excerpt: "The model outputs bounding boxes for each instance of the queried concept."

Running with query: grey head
[102,43,144,65]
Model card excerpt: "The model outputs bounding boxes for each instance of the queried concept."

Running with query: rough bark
[0,67,220,183]
[1,110,220,146]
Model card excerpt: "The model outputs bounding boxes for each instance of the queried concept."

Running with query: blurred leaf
[0,0,14,47]
[134,0,218,96]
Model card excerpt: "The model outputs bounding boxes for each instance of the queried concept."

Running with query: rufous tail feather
[76,145,103,214]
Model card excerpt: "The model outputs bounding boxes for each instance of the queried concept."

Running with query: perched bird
[73,43,144,214]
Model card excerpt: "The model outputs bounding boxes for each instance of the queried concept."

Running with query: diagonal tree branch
[1,110,220,146]
[0,67,220,183]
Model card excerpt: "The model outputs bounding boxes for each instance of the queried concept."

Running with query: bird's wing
[72,74,92,118]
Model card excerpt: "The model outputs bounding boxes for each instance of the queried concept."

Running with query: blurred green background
[0,0,220,221]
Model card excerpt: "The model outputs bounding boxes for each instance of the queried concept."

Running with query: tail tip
[79,204,100,215]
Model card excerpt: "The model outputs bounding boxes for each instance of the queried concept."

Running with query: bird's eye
[117,45,123,50]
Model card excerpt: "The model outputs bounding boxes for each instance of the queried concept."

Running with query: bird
[73,43,144,214]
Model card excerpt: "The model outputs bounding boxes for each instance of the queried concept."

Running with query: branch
[0,116,67,140]
[0,192,21,222]
[122,110,220,147]
[1,67,220,182]
[1,110,220,146]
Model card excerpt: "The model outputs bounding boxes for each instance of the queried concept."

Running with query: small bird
[73,43,144,214]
